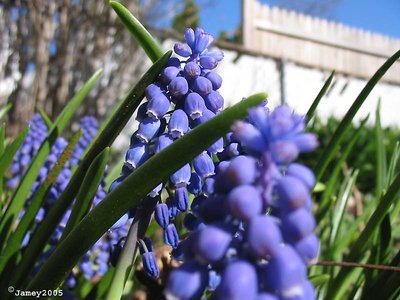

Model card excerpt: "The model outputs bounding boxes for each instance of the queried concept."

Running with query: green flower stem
[106,196,159,300]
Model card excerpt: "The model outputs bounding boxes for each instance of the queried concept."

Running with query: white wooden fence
[242,0,400,84]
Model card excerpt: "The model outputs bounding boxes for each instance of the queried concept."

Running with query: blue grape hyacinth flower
[165,104,319,300]
[108,27,227,255]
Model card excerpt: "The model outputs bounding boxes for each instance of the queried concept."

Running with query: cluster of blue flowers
[108,28,225,272]
[7,113,47,189]
[165,105,319,300]
[8,114,131,287]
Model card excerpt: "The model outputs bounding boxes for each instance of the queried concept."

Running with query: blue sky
[198,0,400,39]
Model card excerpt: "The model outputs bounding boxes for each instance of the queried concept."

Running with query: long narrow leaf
[0,131,81,288]
[315,49,400,181]
[38,108,53,130]
[387,142,400,192]
[110,1,164,62]
[0,103,12,121]
[11,53,171,289]
[306,70,335,124]
[84,268,115,300]
[61,147,110,241]
[0,127,29,180]
[0,125,4,156]
[27,93,266,291]
[0,70,102,242]
[316,118,367,221]
[375,99,386,199]
[326,172,400,299]
[328,170,358,253]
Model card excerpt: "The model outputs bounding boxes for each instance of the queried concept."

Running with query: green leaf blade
[306,70,335,124]
[0,131,82,278]
[110,1,164,62]
[0,70,102,243]
[315,49,400,181]
[326,172,400,299]
[0,103,12,121]
[61,147,110,241]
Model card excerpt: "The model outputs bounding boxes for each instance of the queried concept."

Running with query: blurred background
[1,0,399,137]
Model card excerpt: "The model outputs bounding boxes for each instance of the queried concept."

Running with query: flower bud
[294,133,319,152]
[184,61,201,78]
[155,203,169,229]
[136,117,161,142]
[175,186,190,211]
[277,176,309,210]
[169,76,189,98]
[266,246,307,298]
[233,121,266,154]
[192,76,212,96]
[226,155,257,186]
[148,182,163,197]
[145,82,165,100]
[216,261,258,300]
[200,55,218,69]
[171,163,191,187]
[202,177,215,196]
[166,196,180,219]
[227,185,262,221]
[155,134,174,154]
[256,293,279,300]
[286,163,316,190]
[184,92,206,120]
[168,109,189,138]
[226,142,242,157]
[174,42,192,57]
[165,260,208,300]
[194,109,215,127]
[204,90,224,113]
[188,172,202,195]
[205,71,222,90]
[208,270,221,291]
[208,137,224,154]
[142,252,160,278]
[194,32,214,54]
[147,93,170,119]
[193,151,215,178]
[294,234,320,265]
[247,215,282,258]
[194,225,232,263]
[161,66,180,84]
[184,28,196,49]
[281,208,316,243]
[271,140,299,164]
[164,223,179,248]
[125,143,149,169]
